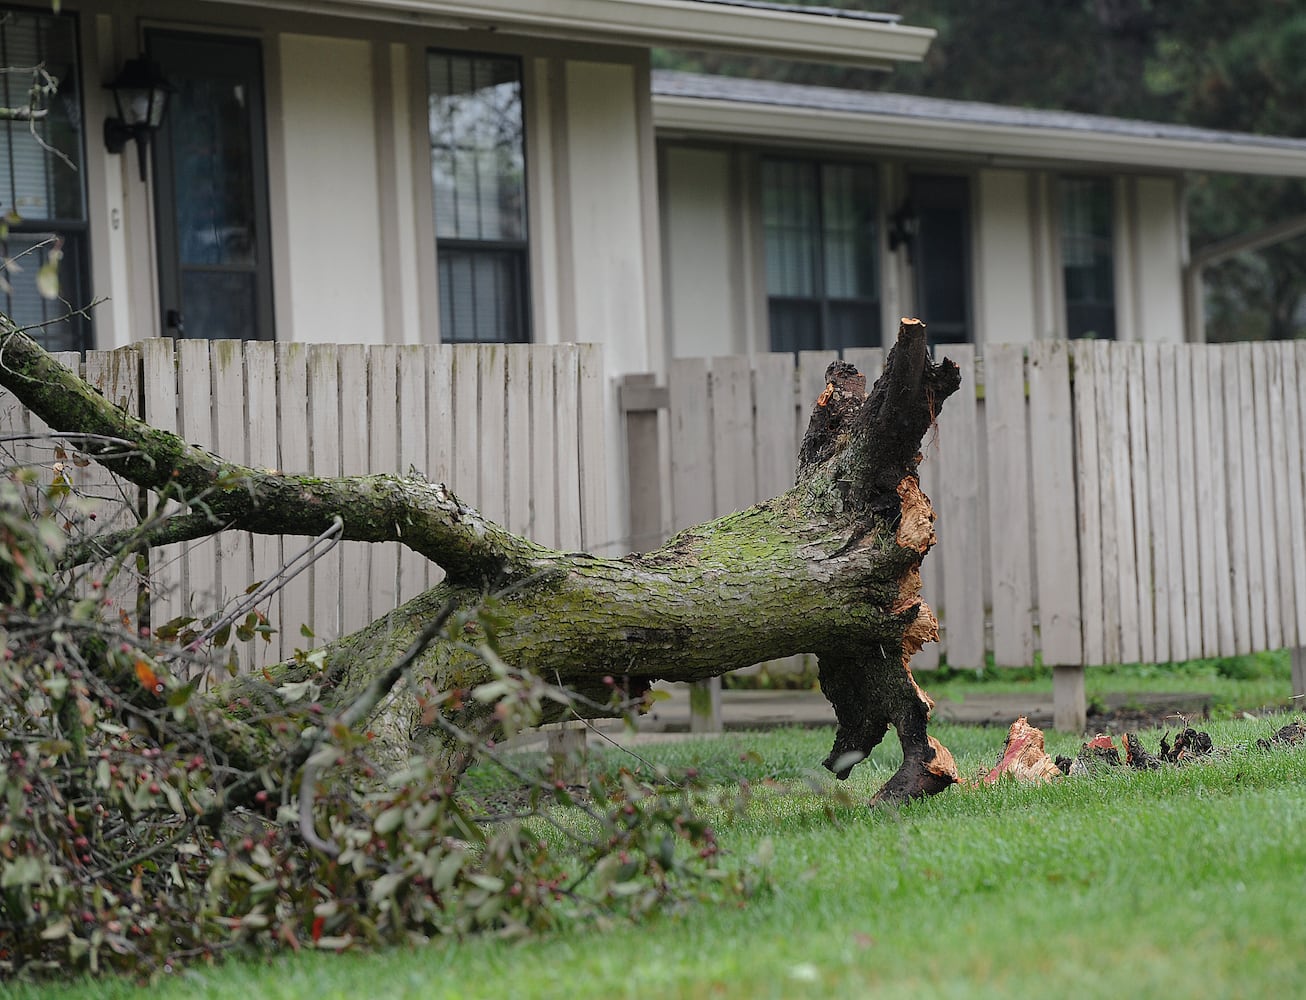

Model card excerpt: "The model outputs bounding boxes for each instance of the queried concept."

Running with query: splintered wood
[973,715,1305,789]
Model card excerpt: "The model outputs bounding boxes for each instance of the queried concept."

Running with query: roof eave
[653,95,1306,177]
[204,0,935,67]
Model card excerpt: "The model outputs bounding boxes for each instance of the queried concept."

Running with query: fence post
[1053,665,1086,733]
[620,373,722,732]
[620,373,667,552]
[1292,647,1306,705]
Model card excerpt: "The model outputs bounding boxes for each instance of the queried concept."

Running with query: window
[1060,177,1116,339]
[762,158,879,353]
[909,173,972,346]
[428,52,529,344]
[0,7,90,352]
[149,32,274,341]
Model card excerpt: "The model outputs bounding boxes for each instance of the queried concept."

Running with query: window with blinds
[0,7,89,352]
[428,52,529,344]
[762,158,879,353]
[1060,176,1116,340]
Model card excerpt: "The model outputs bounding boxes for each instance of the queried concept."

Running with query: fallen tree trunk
[0,317,961,802]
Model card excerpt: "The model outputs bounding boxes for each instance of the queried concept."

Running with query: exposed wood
[1293,647,1306,704]
[796,349,838,449]
[983,343,1033,666]
[505,345,534,541]
[1027,341,1081,665]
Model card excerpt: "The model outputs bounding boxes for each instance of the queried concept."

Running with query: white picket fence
[0,340,607,666]
[624,340,1306,677]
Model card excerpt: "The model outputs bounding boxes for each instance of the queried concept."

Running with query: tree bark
[0,318,961,802]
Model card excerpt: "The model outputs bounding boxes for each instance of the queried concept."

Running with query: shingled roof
[652,70,1306,175]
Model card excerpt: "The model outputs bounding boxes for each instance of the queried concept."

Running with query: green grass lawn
[16,715,1306,1000]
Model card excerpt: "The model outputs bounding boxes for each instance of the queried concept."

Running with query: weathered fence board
[1072,340,1105,667]
[983,343,1033,666]
[1203,347,1235,656]
[1284,342,1306,644]
[936,345,984,668]
[1125,344,1154,664]
[1027,341,1081,665]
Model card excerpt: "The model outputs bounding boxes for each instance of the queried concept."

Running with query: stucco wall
[975,169,1038,344]
[276,35,387,345]
[1131,176,1186,342]
[661,146,743,358]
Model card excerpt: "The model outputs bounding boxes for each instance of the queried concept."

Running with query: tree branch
[0,324,551,587]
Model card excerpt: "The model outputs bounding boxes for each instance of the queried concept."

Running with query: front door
[909,173,972,346]
[149,32,274,341]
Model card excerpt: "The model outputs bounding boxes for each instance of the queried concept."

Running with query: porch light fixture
[103,56,174,183]
[888,200,918,260]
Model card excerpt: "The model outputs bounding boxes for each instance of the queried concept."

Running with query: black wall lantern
[103,57,174,183]
[887,199,919,262]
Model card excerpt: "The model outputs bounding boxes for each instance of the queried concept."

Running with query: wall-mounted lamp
[887,200,918,261]
[103,57,174,183]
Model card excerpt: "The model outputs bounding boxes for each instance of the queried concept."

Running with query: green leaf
[373,807,404,835]
[369,871,406,902]
[35,252,61,300]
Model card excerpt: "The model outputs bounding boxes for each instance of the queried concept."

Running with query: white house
[5,0,1306,549]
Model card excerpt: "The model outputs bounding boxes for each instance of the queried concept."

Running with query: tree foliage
[0,456,757,980]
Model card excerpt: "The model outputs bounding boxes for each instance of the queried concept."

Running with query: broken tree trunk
[0,317,961,802]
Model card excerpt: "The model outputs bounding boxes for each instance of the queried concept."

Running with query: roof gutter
[201,0,935,68]
[653,95,1306,177]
